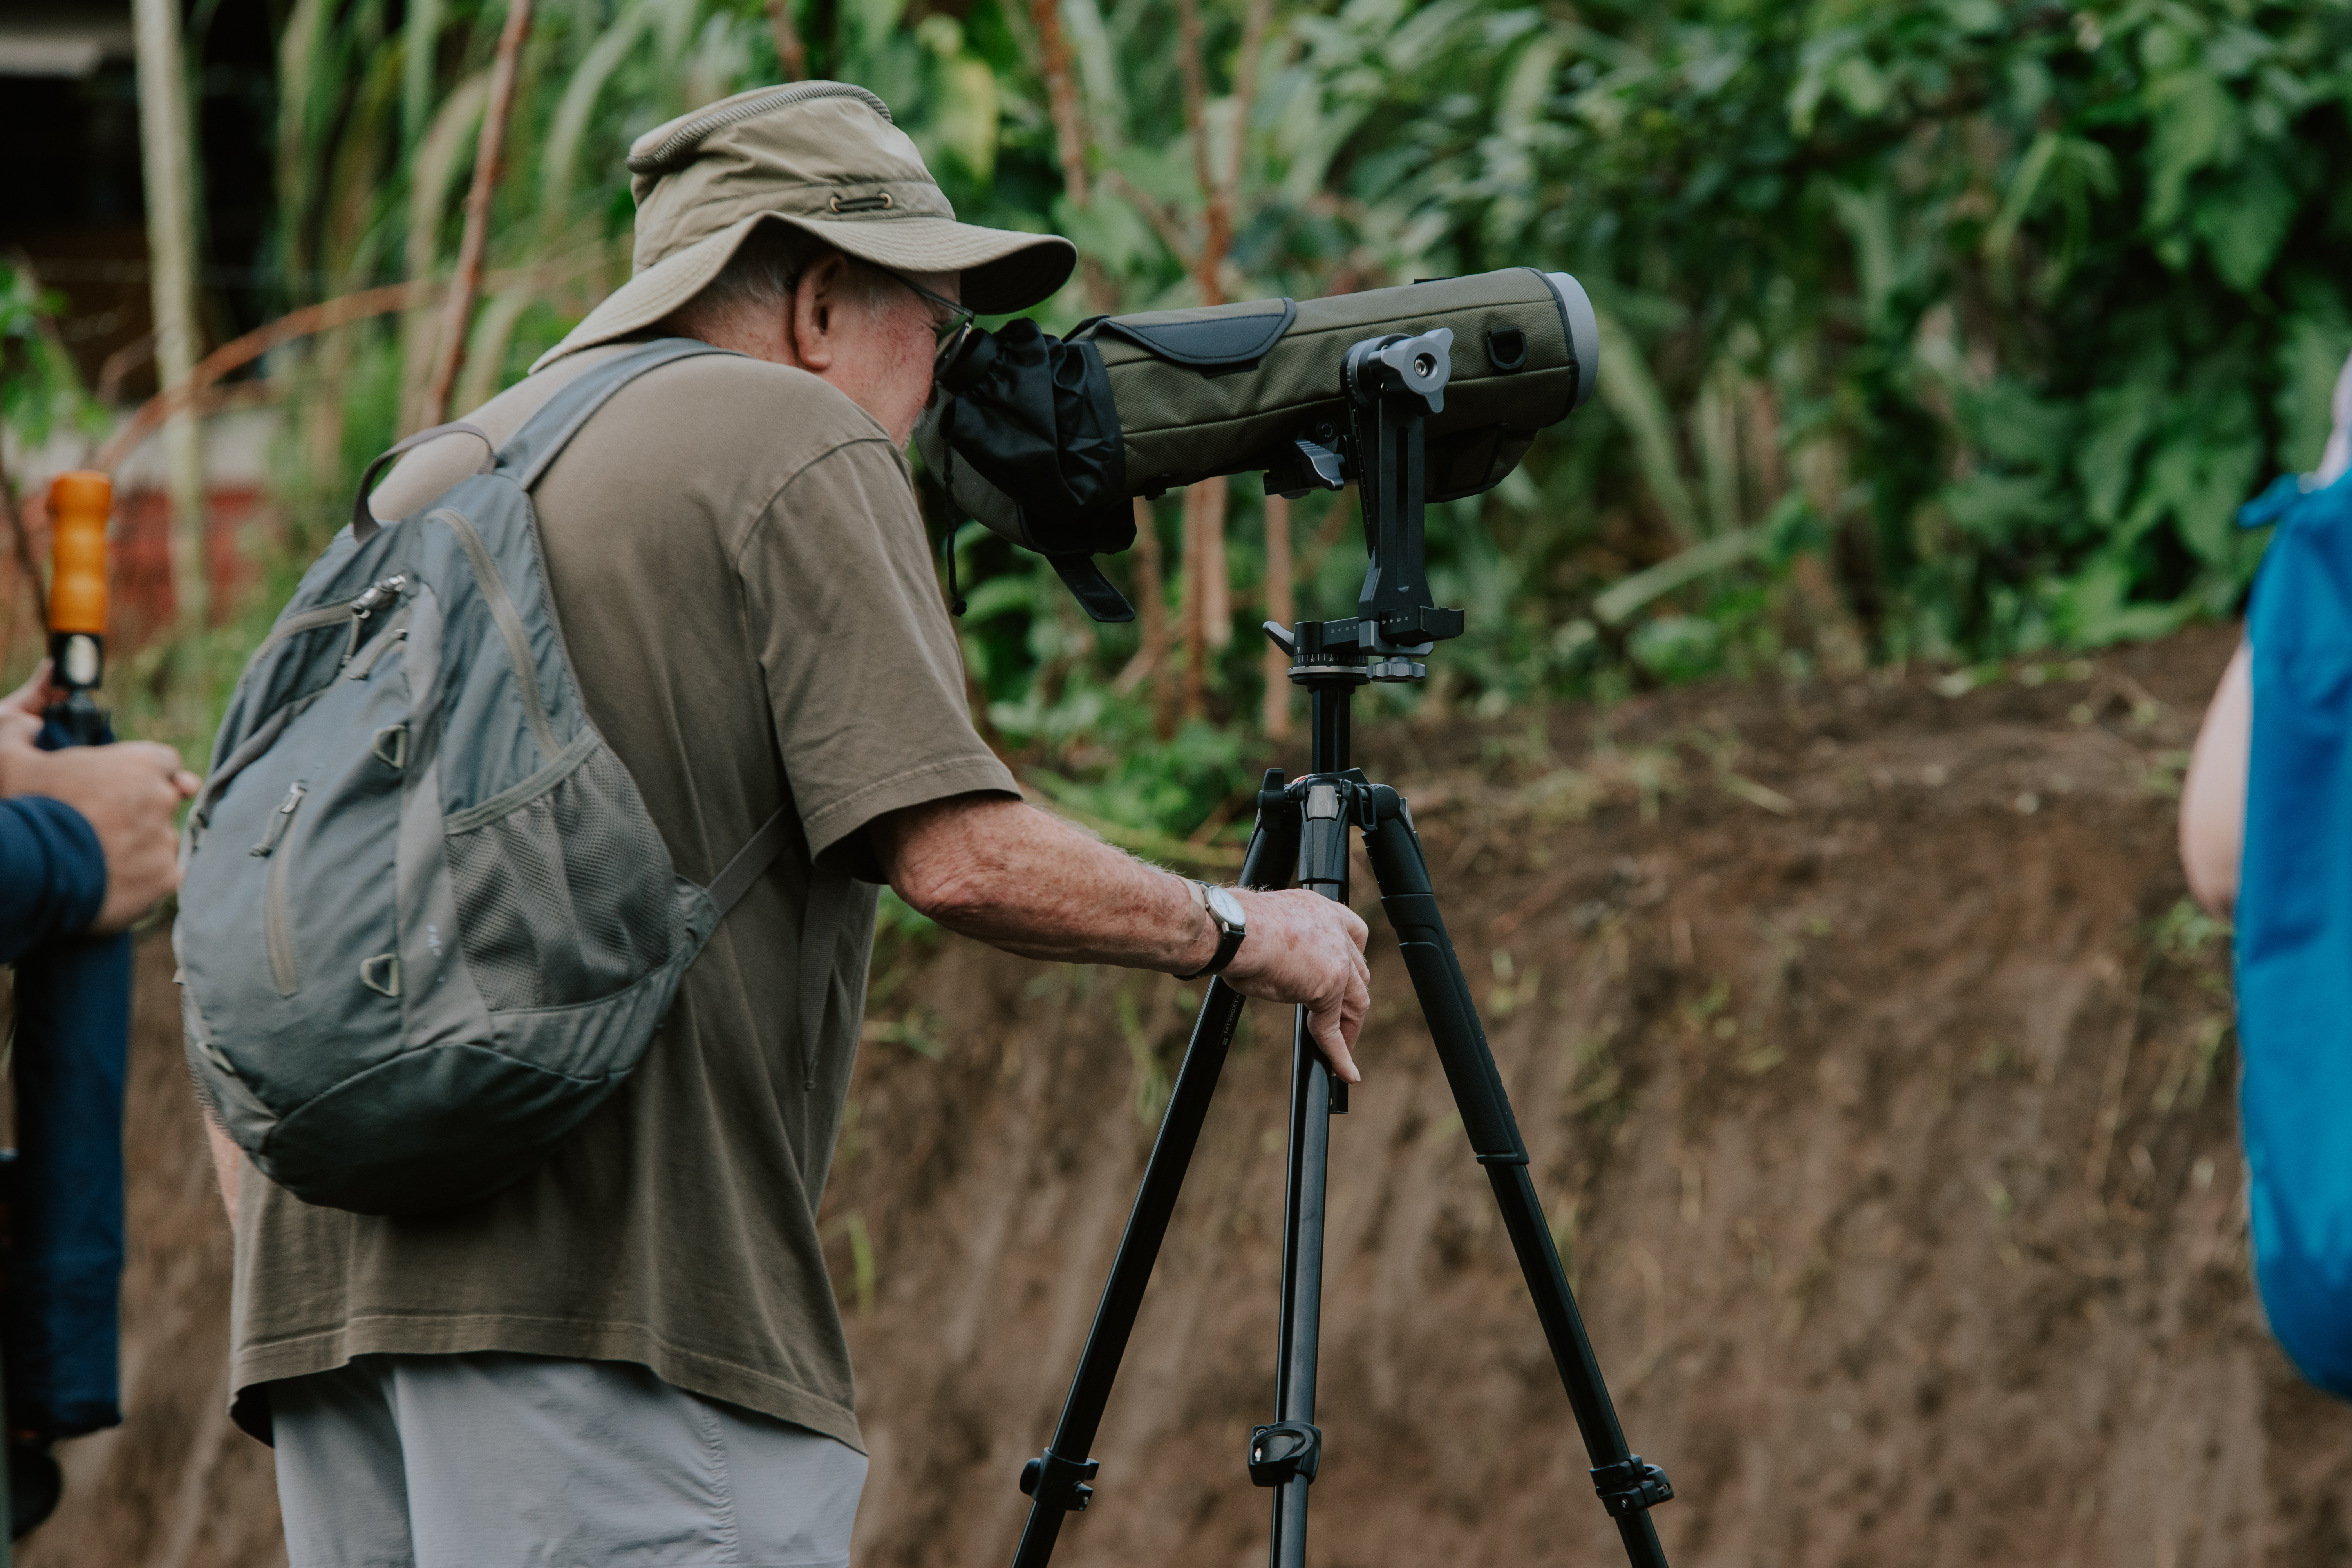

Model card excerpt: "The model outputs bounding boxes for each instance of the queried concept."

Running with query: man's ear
[793,252,854,373]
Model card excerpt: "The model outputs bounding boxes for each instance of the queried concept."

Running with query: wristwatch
[1175,880,1248,980]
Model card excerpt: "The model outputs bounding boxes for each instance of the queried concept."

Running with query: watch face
[1205,885,1246,930]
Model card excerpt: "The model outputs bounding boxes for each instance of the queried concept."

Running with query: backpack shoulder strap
[497,337,739,491]
[705,808,851,1093]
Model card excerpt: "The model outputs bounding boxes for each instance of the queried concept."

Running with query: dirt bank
[36,623,2352,1567]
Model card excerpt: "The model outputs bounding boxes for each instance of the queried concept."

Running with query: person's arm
[872,794,1372,1078]
[0,796,108,966]
[2180,637,2251,917]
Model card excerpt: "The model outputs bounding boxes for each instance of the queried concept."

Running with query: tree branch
[423,0,534,427]
[1170,0,1227,304]
[96,244,618,472]
[1225,0,1271,198]
[1099,171,1199,270]
[1030,0,1089,206]
[765,0,807,80]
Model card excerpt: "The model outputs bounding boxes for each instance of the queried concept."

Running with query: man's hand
[874,794,1374,1080]
[0,710,199,931]
[1219,888,1370,1082]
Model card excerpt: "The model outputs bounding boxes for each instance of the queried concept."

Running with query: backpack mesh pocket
[445,745,674,1011]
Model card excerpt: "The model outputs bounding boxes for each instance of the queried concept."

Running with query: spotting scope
[916,267,1599,619]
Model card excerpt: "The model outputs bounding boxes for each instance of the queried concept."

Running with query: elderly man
[215,81,1370,1568]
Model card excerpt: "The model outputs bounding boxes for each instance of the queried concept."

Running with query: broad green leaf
[2193,153,2296,291]
[2144,69,2241,229]
[2276,311,2352,472]
[2078,383,2162,526]
[1942,474,2065,546]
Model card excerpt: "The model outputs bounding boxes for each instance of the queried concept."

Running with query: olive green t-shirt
[225,344,1018,1448]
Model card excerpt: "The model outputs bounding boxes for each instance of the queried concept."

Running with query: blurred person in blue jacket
[2180,346,2352,1399]
[0,657,194,1531]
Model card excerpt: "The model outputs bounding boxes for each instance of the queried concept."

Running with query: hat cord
[940,400,968,617]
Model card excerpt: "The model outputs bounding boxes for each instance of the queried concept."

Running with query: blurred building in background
[0,0,277,644]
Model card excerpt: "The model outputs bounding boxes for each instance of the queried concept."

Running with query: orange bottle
[46,470,111,694]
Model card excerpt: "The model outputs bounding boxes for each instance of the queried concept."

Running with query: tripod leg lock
[1589,1454,1674,1517]
[1019,1449,1101,1512]
[1247,1420,1322,1487]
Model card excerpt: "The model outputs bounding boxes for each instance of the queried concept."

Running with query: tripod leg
[1359,792,1674,1568]
[1263,776,1349,1568]
[1008,778,1302,1568]
[1266,1006,1332,1568]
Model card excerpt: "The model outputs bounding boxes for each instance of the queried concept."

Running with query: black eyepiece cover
[936,320,1132,556]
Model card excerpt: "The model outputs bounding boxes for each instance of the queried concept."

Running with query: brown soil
[36,622,2352,1567]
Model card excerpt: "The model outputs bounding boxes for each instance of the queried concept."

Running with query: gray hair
[664,219,890,338]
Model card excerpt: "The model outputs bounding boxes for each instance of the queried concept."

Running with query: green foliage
[0,266,101,449]
[63,0,2352,823]
[1342,0,2351,661]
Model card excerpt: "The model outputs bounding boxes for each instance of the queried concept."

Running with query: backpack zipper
[254,781,307,995]
[251,574,411,664]
[342,574,409,665]
[250,780,306,856]
[430,509,561,761]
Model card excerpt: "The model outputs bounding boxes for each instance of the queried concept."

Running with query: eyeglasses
[891,272,977,375]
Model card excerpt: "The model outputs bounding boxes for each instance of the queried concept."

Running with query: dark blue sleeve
[0,798,107,966]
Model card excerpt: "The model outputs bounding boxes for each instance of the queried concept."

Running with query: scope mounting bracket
[1262,328,1468,685]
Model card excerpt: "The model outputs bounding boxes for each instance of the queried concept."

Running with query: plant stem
[1131,497,1173,740]
[133,0,208,629]
[1031,0,1088,205]
[766,0,807,80]
[1262,492,1291,738]
[425,0,535,427]
[99,244,618,474]
[1182,480,1207,722]
[0,441,47,636]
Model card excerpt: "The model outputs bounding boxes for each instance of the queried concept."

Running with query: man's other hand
[0,711,200,931]
[875,794,1373,1082]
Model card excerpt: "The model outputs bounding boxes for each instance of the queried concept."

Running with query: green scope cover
[917,268,1598,557]
[1076,266,1596,502]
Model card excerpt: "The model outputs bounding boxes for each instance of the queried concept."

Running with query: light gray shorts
[270,1353,867,1568]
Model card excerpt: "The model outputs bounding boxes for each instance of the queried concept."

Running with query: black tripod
[1006,329,1674,1568]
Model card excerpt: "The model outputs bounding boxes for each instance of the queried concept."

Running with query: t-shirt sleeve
[0,797,106,964]
[736,436,1018,878]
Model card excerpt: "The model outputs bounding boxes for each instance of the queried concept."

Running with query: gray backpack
[177,339,846,1215]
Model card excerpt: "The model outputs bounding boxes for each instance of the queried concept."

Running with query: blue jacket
[0,793,128,1436]
[2238,468,2352,1398]
[0,798,104,965]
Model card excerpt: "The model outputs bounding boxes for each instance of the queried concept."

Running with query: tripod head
[1263,326,1468,687]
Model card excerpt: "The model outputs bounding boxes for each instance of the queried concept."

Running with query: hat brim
[531,212,1076,373]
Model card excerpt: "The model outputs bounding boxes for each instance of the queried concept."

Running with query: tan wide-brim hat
[532,81,1076,373]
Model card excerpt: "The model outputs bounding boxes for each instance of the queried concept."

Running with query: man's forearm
[879,796,1218,972]
[877,792,1373,1074]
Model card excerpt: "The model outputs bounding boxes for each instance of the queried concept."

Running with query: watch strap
[1175,922,1246,981]
[1175,881,1245,980]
